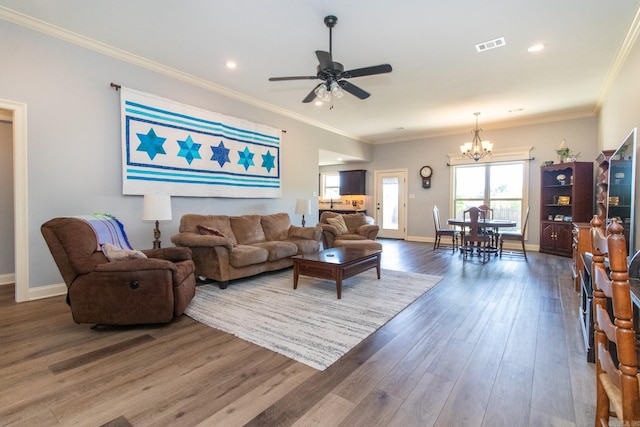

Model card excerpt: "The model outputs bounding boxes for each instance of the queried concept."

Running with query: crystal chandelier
[460,112,493,161]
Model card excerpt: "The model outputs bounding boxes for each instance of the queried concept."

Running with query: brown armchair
[317,212,379,249]
[41,217,196,326]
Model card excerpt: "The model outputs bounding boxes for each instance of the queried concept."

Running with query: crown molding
[595,5,640,111]
[0,6,366,143]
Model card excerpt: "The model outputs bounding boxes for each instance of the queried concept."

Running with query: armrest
[94,257,176,273]
[356,224,379,239]
[288,225,322,241]
[142,247,192,262]
[171,232,233,250]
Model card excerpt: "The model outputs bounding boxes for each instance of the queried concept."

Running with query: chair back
[521,206,530,235]
[433,206,443,231]
[590,215,640,424]
[41,217,108,287]
[463,207,487,240]
[478,204,493,219]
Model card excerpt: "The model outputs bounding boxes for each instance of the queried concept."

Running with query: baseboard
[28,282,67,301]
[0,273,15,285]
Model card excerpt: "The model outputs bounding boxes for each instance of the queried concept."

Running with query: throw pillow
[326,216,348,234]
[101,243,147,262]
[197,224,226,238]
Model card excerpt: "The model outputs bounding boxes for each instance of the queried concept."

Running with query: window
[321,173,341,200]
[453,161,527,232]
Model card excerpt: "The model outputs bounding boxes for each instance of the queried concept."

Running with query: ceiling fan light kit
[268,15,392,106]
[460,112,493,162]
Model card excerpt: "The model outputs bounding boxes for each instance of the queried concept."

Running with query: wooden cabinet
[539,162,594,257]
[540,221,574,256]
[339,169,366,195]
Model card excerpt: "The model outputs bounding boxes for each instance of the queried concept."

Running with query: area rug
[184,268,442,370]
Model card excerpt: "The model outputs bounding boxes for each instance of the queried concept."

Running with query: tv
[606,127,637,257]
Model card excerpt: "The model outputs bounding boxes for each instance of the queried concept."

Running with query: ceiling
[2,1,640,153]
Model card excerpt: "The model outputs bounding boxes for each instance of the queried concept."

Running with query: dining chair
[478,204,499,249]
[432,206,457,252]
[591,216,640,425]
[462,206,491,263]
[499,206,530,260]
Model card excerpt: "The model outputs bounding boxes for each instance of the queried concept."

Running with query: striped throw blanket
[75,213,133,251]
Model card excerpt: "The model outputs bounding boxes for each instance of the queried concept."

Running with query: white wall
[599,33,640,255]
[0,20,369,289]
[0,119,13,276]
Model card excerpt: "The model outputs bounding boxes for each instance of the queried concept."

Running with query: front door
[374,170,407,239]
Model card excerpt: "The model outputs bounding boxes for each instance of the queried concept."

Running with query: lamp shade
[295,199,311,215]
[142,194,172,221]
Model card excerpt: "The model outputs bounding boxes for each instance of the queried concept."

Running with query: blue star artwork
[261,150,276,173]
[176,135,202,165]
[122,87,282,198]
[237,146,255,171]
[136,128,166,160]
[210,141,230,167]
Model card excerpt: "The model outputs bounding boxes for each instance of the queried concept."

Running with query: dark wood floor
[0,240,595,426]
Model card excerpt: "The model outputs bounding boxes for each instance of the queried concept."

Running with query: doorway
[374,169,407,239]
[0,99,29,302]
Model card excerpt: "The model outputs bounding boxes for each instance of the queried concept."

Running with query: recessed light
[314,101,324,106]
[528,43,545,53]
[226,61,237,69]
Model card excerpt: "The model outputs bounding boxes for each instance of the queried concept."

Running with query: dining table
[447,218,517,257]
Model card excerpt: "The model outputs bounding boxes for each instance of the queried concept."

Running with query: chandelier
[460,112,493,161]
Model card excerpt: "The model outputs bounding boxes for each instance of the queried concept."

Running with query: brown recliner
[41,217,196,325]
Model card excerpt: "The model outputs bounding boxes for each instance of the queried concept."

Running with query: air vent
[476,37,506,52]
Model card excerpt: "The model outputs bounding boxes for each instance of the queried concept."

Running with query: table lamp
[142,194,172,249]
[295,199,311,227]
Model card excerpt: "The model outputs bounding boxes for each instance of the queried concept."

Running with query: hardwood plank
[0,241,598,426]
[291,393,355,427]
[337,388,403,427]
[482,361,533,426]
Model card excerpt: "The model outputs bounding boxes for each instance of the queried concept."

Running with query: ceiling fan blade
[339,80,370,99]
[316,50,333,70]
[269,76,318,81]
[341,64,392,79]
[302,84,323,103]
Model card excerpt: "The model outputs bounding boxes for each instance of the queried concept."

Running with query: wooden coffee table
[292,247,382,299]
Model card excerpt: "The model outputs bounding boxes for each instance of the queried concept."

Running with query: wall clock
[420,165,433,188]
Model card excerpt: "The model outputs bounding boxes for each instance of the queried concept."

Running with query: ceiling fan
[268,15,392,104]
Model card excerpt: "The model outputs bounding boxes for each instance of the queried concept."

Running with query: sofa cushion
[286,238,321,255]
[252,241,298,261]
[342,213,368,233]
[230,215,266,245]
[326,216,348,234]
[261,213,291,241]
[229,245,269,268]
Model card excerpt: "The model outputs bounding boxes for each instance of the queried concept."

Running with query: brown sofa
[317,212,380,249]
[41,217,196,325]
[171,212,322,288]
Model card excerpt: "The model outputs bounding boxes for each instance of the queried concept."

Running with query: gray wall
[323,116,598,247]
[0,20,369,288]
[0,118,13,276]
